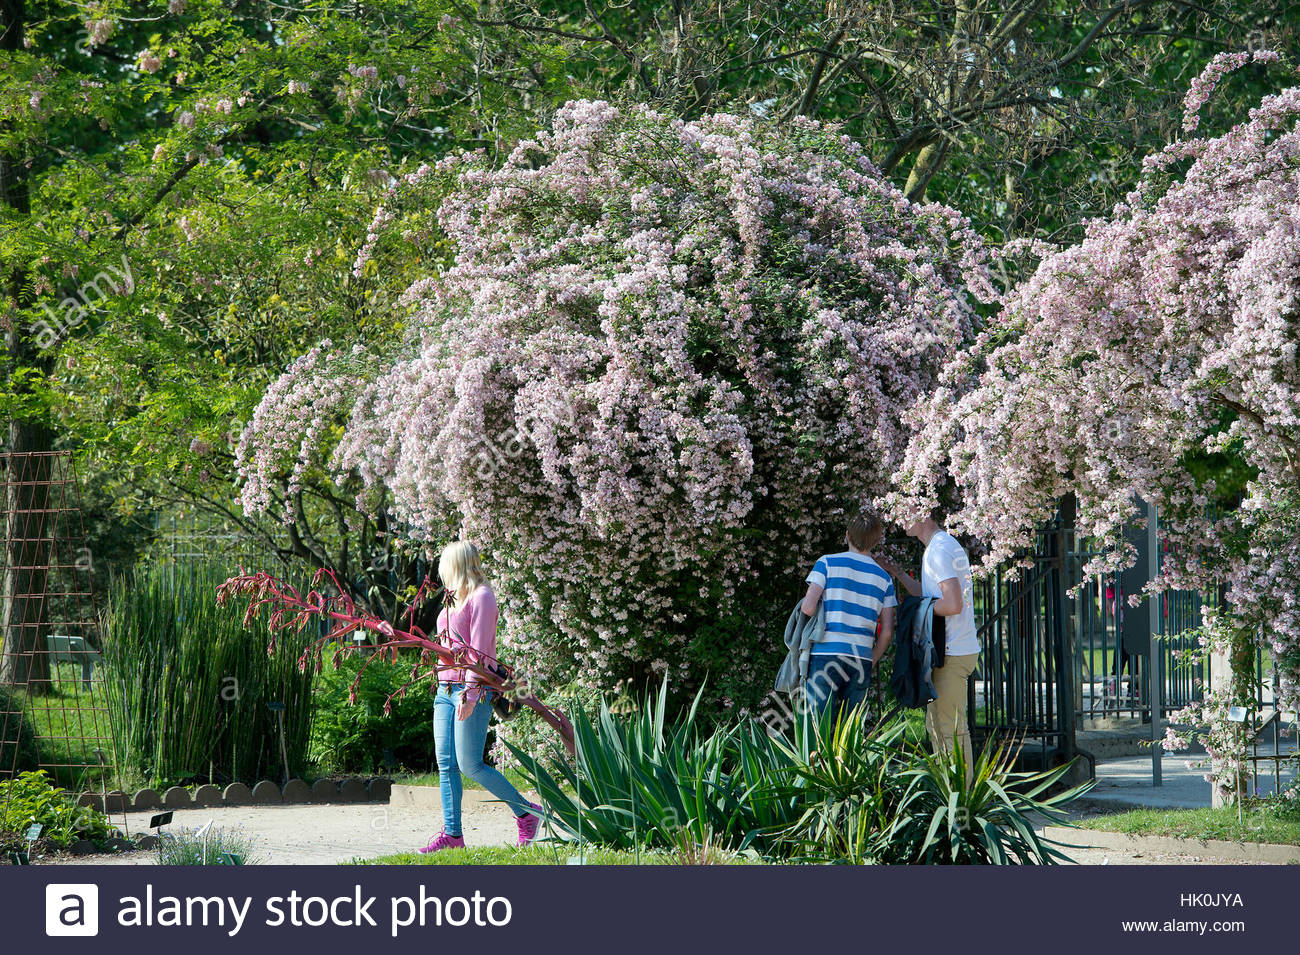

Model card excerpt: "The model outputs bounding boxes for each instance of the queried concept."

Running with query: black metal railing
[968,518,1077,769]
[1072,576,1209,722]
[1245,709,1299,799]
[964,500,1271,777]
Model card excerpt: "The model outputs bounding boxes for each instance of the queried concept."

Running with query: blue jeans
[804,654,873,716]
[433,683,530,837]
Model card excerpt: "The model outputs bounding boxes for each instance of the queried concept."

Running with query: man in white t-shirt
[878,514,980,783]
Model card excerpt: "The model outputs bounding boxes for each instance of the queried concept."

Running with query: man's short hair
[847,511,884,550]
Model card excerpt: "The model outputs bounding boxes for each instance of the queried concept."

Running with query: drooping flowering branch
[887,51,1300,791]
[215,566,575,754]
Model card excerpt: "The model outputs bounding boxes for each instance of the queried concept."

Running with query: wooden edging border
[75,777,393,813]
[1042,825,1300,864]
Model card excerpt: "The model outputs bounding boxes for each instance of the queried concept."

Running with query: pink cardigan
[436,585,498,687]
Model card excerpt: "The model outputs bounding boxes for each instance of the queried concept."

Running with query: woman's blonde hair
[439,540,487,606]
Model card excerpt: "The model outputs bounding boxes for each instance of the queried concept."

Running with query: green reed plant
[101,561,315,787]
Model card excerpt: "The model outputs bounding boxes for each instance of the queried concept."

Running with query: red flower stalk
[216,567,574,754]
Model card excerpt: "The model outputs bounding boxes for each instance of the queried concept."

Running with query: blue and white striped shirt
[806,552,897,658]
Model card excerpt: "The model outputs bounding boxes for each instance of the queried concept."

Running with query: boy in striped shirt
[799,511,897,716]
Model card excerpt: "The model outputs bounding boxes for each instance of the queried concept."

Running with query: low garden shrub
[157,825,260,865]
[510,682,1090,864]
[309,653,435,775]
[0,770,116,852]
[509,685,794,855]
[799,729,1080,864]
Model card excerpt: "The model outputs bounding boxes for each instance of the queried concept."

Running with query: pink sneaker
[515,803,544,847]
[417,831,465,854]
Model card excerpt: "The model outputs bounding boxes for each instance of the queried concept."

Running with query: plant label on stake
[196,819,214,866]
[149,811,173,841]
[267,701,290,786]
[1226,706,1249,824]
[18,824,42,866]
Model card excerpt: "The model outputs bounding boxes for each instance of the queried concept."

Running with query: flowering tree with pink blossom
[888,51,1300,799]
[236,100,995,710]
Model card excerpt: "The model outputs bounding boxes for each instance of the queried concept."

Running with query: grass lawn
[903,708,927,744]
[1080,801,1300,846]
[898,707,986,742]
[392,768,532,793]
[352,844,753,865]
[14,664,115,790]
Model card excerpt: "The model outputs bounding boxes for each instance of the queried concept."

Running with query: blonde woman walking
[418,541,543,854]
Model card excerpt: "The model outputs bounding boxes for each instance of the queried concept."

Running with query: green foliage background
[308,653,436,776]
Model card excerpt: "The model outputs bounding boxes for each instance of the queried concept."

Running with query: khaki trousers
[925,653,979,784]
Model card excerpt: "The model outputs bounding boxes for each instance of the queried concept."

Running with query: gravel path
[32,795,1282,866]
[38,790,524,866]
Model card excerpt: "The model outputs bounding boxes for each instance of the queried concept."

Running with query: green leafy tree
[454,0,1291,238]
[1,1,580,643]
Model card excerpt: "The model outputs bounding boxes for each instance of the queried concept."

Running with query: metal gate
[969,514,1077,770]
[966,496,1242,775]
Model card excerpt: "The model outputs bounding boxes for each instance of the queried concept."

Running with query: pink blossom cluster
[1181,49,1280,133]
[194,97,235,115]
[84,19,114,47]
[236,342,379,525]
[237,101,992,698]
[346,64,380,87]
[891,59,1300,713]
[1163,686,1253,801]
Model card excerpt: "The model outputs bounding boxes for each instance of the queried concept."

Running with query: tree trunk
[903,140,949,201]
[1208,613,1258,807]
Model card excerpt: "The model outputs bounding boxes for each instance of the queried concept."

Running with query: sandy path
[38,790,524,866]
[32,796,1280,866]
